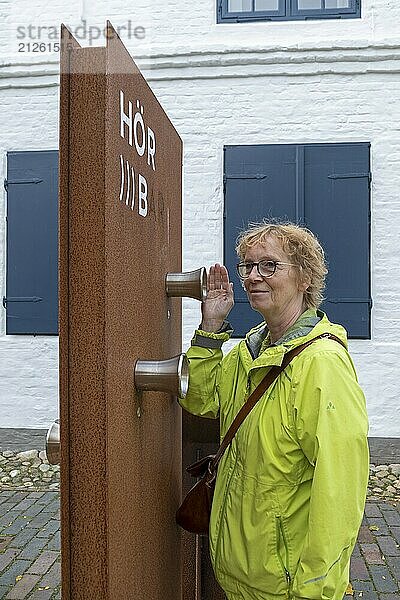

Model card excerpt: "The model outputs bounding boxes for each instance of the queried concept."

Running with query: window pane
[297,0,322,8]
[228,0,252,11]
[255,0,279,10]
[325,0,350,7]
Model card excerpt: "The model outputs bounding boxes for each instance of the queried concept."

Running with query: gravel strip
[367,463,400,501]
[0,450,59,491]
[0,451,399,499]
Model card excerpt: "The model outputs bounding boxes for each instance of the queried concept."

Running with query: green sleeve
[178,329,231,419]
[291,348,369,599]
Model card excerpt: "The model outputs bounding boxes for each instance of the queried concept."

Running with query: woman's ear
[298,277,311,293]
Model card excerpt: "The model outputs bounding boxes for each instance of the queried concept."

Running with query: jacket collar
[245,308,321,360]
[239,309,348,373]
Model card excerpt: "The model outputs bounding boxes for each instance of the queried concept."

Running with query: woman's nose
[247,264,262,281]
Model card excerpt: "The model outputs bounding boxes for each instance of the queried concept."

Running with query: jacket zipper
[276,516,291,591]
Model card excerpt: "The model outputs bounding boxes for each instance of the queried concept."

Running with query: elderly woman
[179,222,369,600]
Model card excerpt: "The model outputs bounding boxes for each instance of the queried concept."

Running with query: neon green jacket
[179,311,369,600]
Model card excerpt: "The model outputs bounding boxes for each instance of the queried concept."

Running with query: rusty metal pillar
[59,22,182,599]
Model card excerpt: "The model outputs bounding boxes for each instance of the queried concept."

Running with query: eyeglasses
[236,260,297,280]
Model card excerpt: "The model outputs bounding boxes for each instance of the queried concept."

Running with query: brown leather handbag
[176,333,343,534]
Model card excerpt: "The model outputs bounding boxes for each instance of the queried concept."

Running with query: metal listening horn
[165,267,207,301]
[45,419,60,465]
[134,353,189,398]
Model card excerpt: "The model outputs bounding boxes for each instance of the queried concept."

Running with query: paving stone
[358,525,376,544]
[376,535,400,556]
[351,543,362,558]
[361,543,385,564]
[33,495,57,507]
[44,533,60,552]
[11,499,37,513]
[22,505,43,519]
[0,586,10,598]
[0,549,19,572]
[390,527,400,545]
[385,555,400,579]
[352,579,375,591]
[365,504,383,518]
[0,505,18,519]
[0,560,32,587]
[17,537,48,561]
[369,565,399,592]
[366,518,391,536]
[350,556,370,580]
[9,528,39,548]
[2,517,30,536]
[379,595,400,600]
[25,515,52,531]
[28,590,54,599]
[0,513,20,529]
[40,502,59,515]
[381,510,400,527]
[0,537,12,552]
[5,573,40,599]
[353,592,378,600]
[26,551,59,576]
[37,563,60,588]
[26,494,44,500]
[35,522,59,540]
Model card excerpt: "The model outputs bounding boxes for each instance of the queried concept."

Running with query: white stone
[39,451,49,464]
[16,450,39,461]
[9,469,20,478]
[39,463,51,473]
[389,464,400,476]
[2,451,14,458]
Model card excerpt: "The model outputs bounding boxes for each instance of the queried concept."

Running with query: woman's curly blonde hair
[235,221,327,309]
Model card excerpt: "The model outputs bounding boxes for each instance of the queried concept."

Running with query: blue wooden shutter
[223,143,371,338]
[4,150,59,334]
[224,144,298,335]
[304,143,371,338]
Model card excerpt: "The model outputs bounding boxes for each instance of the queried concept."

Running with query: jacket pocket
[276,516,291,592]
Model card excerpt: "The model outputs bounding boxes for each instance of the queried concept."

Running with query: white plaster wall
[0,87,59,428]
[0,0,399,435]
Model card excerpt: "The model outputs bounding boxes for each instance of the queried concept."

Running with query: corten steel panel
[59,23,182,599]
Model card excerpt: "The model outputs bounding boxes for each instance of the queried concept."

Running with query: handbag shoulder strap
[210,332,344,470]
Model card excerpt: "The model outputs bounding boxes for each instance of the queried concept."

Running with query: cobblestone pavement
[0,491,399,599]
[0,491,60,600]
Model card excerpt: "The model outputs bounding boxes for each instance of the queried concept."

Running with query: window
[224,142,371,338]
[4,150,58,334]
[218,0,360,22]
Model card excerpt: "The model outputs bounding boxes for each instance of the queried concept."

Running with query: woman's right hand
[200,264,234,332]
